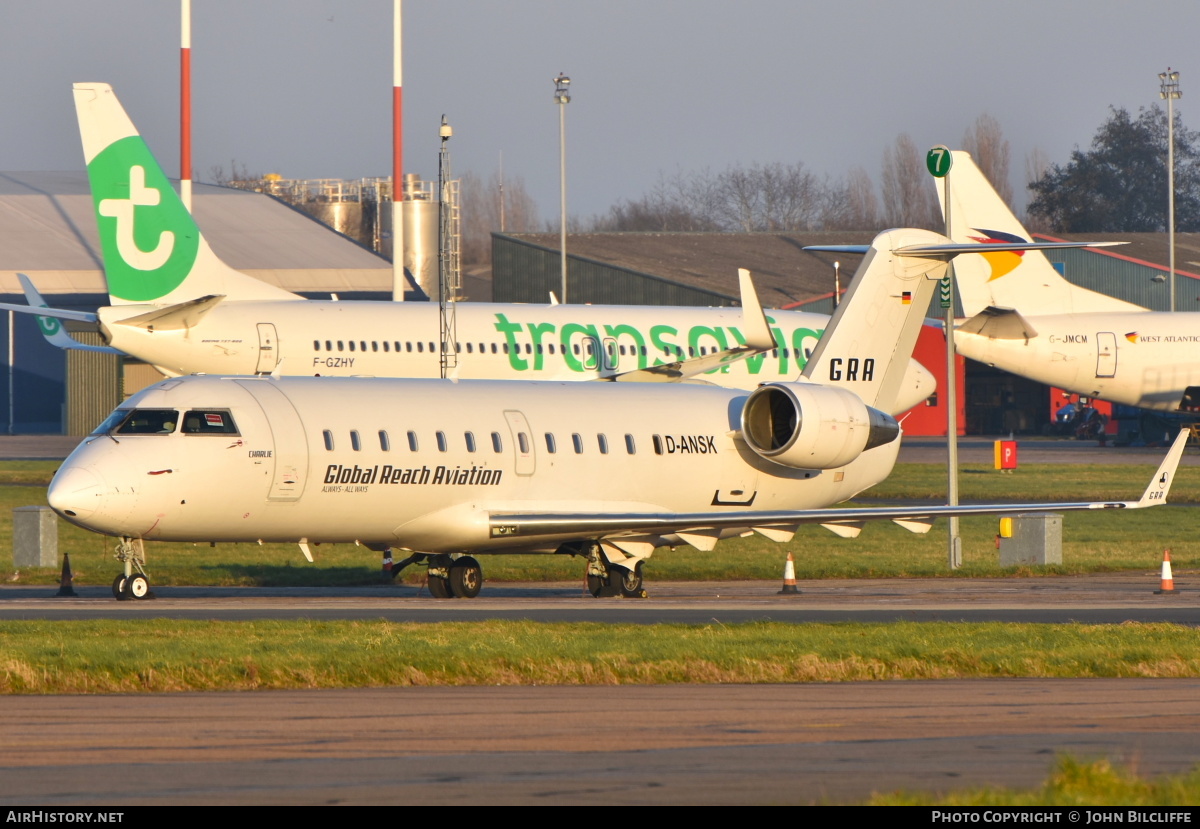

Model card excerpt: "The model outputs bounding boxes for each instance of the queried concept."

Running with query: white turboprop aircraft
[0,83,939,413]
[939,150,1200,412]
[47,225,1188,601]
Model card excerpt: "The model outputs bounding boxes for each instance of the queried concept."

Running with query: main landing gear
[585,543,647,598]
[424,554,483,599]
[111,537,154,601]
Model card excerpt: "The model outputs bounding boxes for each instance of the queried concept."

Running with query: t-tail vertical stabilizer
[802,228,947,414]
[73,83,301,307]
[937,150,1141,317]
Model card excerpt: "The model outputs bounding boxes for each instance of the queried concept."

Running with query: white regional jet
[0,83,938,413]
[47,225,1188,600]
[941,150,1200,413]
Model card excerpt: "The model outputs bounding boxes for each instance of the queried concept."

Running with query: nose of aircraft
[47,465,103,522]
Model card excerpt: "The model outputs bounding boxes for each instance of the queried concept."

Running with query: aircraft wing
[601,268,775,383]
[0,274,119,354]
[489,430,1187,542]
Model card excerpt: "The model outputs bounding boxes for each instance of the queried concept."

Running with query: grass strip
[2,620,1199,694]
[870,755,1200,806]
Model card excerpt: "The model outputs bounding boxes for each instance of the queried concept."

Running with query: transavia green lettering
[662,435,717,454]
[491,314,825,376]
[323,464,502,486]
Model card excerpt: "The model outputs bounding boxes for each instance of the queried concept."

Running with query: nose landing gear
[111,537,154,601]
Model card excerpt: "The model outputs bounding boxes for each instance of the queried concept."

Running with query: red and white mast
[392,0,405,301]
[180,0,193,211]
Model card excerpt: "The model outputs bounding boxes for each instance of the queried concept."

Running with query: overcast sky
[2,0,1197,225]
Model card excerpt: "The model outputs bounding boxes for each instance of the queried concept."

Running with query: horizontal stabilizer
[111,294,226,331]
[892,240,1125,258]
[956,306,1039,340]
[804,245,870,254]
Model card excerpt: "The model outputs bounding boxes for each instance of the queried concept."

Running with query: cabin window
[325,340,332,351]
[653,435,664,455]
[465,432,477,453]
[625,434,636,454]
[337,341,345,352]
[518,433,530,454]
[545,433,557,453]
[436,431,448,452]
[372,341,379,352]
[379,430,390,451]
[548,343,556,355]
[466,342,474,354]
[619,345,627,356]
[313,340,319,351]
[429,342,435,352]
[350,430,361,451]
[491,343,498,354]
[573,344,580,355]
[598,434,609,454]
[323,430,335,451]
[572,433,584,454]
[348,341,356,352]
[491,432,503,452]
[360,341,367,352]
[383,342,390,353]
[536,344,543,355]
[503,343,509,354]
[181,410,239,435]
[417,342,424,353]
[525,343,532,355]
[407,430,419,451]
[406,342,413,353]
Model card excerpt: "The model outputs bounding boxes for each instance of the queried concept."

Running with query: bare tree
[881,133,939,228]
[1022,147,1052,231]
[962,113,1013,207]
[821,166,880,229]
[461,169,539,265]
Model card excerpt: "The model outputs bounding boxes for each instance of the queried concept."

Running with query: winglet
[1135,429,1190,507]
[737,268,774,350]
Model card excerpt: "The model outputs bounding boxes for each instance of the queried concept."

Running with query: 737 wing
[602,269,775,383]
[0,274,119,354]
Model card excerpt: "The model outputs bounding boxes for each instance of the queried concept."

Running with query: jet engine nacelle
[740,383,900,470]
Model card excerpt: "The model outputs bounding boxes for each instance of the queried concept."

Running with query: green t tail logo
[99,165,175,271]
[87,135,199,302]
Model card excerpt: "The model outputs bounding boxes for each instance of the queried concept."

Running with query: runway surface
[1,573,1198,624]
[3,680,1199,805]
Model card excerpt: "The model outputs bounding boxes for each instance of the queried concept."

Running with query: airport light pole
[1160,68,1181,312]
[833,261,841,308]
[554,73,571,303]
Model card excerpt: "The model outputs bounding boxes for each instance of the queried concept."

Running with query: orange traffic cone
[1155,549,1179,595]
[778,552,800,594]
[55,553,78,598]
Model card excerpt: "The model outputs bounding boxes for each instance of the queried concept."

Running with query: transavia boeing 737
[0,83,939,413]
[940,150,1200,413]
[48,225,1188,600]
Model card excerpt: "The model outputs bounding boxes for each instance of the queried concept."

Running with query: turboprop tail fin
[936,150,1141,316]
[73,83,301,307]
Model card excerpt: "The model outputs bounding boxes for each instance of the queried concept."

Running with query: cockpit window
[181,410,239,435]
[92,408,180,435]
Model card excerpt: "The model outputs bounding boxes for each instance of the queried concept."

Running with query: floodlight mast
[554,73,571,303]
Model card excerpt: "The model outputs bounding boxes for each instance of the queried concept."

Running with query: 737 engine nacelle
[740,382,900,470]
